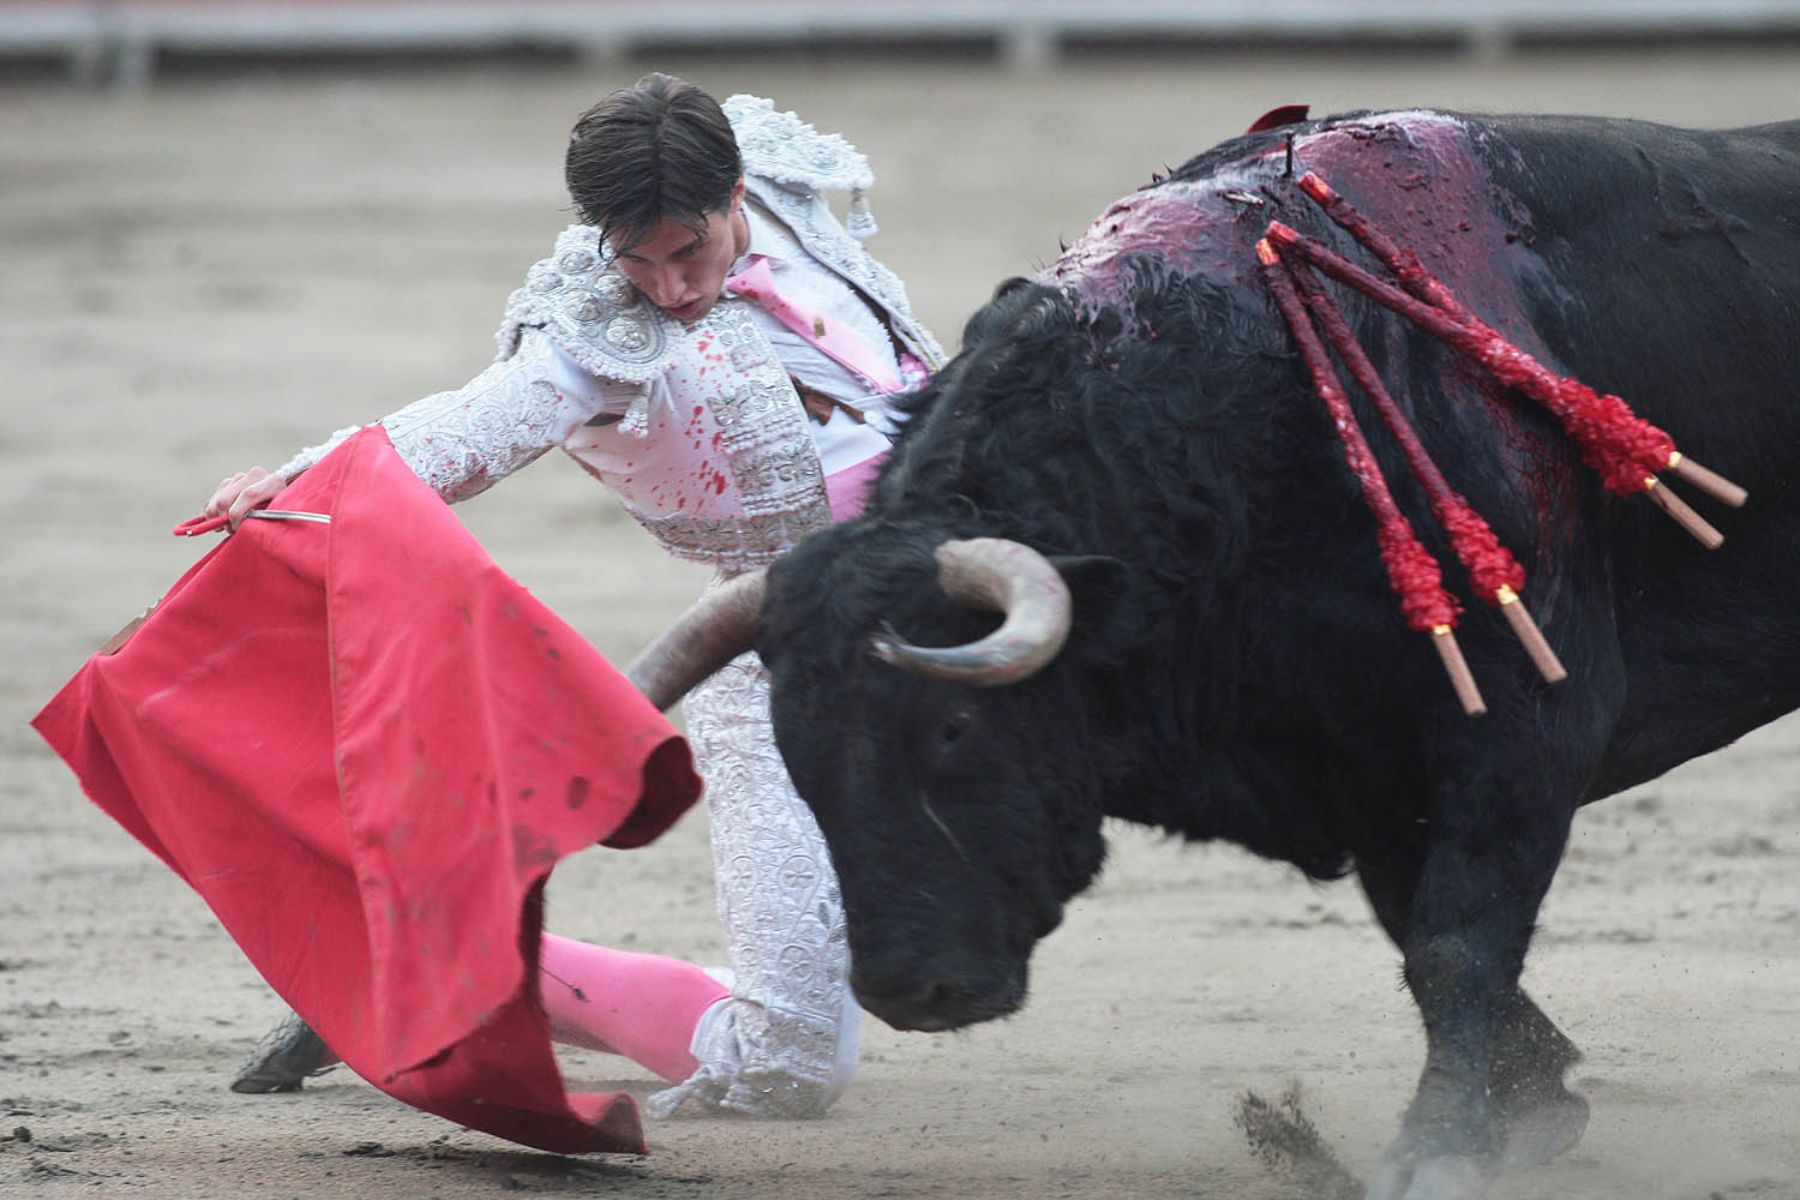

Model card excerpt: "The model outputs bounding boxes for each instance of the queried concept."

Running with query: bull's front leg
[1358,769,1577,1200]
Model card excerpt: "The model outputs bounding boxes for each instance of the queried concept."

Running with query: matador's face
[608,176,749,325]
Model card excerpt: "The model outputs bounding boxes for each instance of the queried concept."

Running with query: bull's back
[1474,116,1800,795]
[1476,114,1800,432]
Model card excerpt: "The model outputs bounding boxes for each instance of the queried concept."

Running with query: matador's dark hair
[565,72,743,254]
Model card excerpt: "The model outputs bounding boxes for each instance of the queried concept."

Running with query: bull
[635,111,1800,1199]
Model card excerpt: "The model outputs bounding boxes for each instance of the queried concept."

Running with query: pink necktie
[725,257,901,394]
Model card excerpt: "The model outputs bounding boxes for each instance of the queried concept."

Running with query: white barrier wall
[4,0,1800,84]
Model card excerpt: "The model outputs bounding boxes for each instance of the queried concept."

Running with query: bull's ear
[1048,555,1133,651]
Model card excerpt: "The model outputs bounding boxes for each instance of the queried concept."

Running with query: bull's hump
[1037,109,1573,547]
[1041,110,1524,324]
[1039,168,1272,311]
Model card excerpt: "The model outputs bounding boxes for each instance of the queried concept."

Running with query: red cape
[32,427,701,1154]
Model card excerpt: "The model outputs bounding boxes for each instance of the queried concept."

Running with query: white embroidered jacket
[280,95,943,573]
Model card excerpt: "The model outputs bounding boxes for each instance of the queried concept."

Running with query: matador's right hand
[200,467,288,532]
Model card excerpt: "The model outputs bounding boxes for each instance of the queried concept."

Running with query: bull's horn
[871,538,1073,686]
[626,569,766,711]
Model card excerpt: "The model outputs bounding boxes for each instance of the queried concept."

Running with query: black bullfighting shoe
[229,1009,339,1094]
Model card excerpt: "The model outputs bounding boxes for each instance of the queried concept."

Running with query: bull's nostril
[921,978,965,1011]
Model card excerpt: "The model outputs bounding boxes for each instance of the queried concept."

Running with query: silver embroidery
[704,305,830,522]
[557,303,831,569]
[276,330,585,502]
[628,509,833,574]
[724,94,874,196]
[496,226,670,382]
[605,316,650,353]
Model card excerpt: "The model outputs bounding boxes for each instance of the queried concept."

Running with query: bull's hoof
[1364,1155,1489,1200]
[229,1011,337,1094]
[1497,1090,1588,1173]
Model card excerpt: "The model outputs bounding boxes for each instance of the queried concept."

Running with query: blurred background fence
[5,0,1800,86]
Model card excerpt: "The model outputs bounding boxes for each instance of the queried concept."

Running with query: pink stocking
[536,934,730,1083]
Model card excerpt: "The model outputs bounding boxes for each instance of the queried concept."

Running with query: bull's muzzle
[850,957,1026,1032]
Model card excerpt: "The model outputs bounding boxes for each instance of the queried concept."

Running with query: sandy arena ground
[4,43,1799,1200]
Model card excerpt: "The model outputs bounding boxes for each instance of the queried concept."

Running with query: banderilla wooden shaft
[1667,453,1748,509]
[1643,478,1724,550]
[1496,587,1568,685]
[1431,626,1488,717]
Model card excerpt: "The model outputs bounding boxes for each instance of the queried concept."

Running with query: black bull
[635,111,1800,1198]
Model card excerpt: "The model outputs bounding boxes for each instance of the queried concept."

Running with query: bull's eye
[923,701,984,773]
[937,703,978,749]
